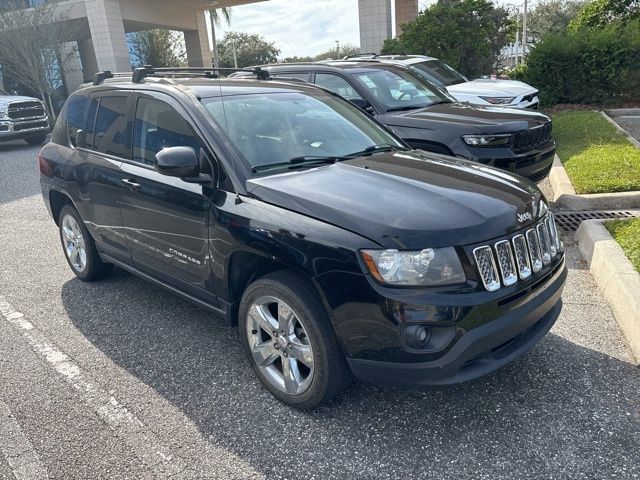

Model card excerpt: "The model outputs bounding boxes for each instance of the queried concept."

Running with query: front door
[119,92,215,300]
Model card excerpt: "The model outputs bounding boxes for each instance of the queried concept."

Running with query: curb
[599,110,640,149]
[549,155,640,210]
[576,220,640,363]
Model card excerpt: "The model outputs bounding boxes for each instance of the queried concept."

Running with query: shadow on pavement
[61,269,640,479]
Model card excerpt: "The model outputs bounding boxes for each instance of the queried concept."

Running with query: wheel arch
[49,189,75,226]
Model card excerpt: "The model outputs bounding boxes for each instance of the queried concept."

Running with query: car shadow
[61,269,640,479]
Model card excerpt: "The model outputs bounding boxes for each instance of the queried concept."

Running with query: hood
[448,79,537,97]
[379,102,550,134]
[246,151,546,249]
[0,95,43,109]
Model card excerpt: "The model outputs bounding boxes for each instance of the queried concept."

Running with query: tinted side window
[132,98,201,166]
[272,72,310,81]
[66,94,89,147]
[92,96,129,156]
[314,74,363,101]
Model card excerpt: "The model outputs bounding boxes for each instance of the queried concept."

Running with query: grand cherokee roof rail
[342,53,379,59]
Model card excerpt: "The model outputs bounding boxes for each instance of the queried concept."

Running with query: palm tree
[208,7,231,68]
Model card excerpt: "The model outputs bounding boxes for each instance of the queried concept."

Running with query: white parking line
[0,295,189,477]
[0,400,49,480]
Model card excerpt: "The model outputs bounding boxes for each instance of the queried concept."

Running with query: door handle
[121,178,141,191]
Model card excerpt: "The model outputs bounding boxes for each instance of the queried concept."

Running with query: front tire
[25,135,47,145]
[58,205,112,281]
[239,271,350,409]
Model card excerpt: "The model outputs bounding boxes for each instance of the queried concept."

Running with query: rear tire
[25,135,47,145]
[239,271,351,409]
[58,205,113,281]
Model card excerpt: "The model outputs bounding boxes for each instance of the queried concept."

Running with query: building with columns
[1,0,417,99]
[358,0,418,54]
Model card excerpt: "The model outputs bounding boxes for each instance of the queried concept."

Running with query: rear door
[68,91,132,262]
[118,90,214,300]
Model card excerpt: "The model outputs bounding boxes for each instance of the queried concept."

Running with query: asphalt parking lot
[1,139,639,480]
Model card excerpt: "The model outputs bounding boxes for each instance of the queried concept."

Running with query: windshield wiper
[251,145,406,173]
[385,105,426,112]
[252,156,339,173]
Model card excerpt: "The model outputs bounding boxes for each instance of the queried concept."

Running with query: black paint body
[39,77,566,386]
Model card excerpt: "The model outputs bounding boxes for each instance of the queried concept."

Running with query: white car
[364,55,540,110]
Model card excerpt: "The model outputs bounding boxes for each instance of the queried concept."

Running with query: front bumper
[459,140,556,183]
[0,116,50,141]
[347,259,566,386]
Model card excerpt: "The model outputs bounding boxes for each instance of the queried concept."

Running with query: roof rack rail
[131,65,271,83]
[92,71,132,85]
[342,53,378,60]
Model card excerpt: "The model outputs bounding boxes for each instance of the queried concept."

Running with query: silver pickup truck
[0,88,50,145]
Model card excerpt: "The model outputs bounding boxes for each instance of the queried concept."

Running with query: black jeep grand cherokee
[39,67,566,409]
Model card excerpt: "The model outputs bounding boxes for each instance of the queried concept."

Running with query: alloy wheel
[246,296,315,395]
[61,214,87,272]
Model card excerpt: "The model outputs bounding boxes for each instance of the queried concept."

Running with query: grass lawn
[606,218,640,272]
[553,111,640,194]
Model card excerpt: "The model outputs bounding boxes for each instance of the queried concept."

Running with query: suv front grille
[473,213,561,292]
[513,122,552,153]
[8,101,45,120]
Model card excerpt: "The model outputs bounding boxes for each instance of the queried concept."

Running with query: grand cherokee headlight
[479,96,516,105]
[462,134,512,147]
[361,248,466,286]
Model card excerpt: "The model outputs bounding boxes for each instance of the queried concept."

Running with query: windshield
[0,88,9,96]
[201,91,404,171]
[410,60,467,87]
[351,69,451,112]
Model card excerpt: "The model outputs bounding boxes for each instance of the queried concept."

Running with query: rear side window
[67,94,89,147]
[132,97,202,166]
[91,96,129,156]
[272,72,310,81]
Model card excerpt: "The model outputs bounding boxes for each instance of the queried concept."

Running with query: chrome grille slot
[512,234,531,279]
[473,214,562,292]
[473,246,501,292]
[525,228,543,273]
[536,223,551,265]
[495,240,517,286]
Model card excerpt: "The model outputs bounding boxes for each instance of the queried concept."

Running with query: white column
[184,10,212,68]
[59,42,84,93]
[358,0,392,54]
[85,0,131,73]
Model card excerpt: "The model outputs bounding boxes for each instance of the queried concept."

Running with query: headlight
[479,96,516,105]
[462,134,512,147]
[361,248,466,286]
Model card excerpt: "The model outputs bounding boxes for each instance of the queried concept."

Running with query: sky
[213,0,432,59]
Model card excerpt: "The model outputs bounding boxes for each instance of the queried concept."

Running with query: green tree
[217,31,280,68]
[128,29,186,67]
[570,0,639,29]
[382,0,514,77]
[527,0,585,41]
[282,43,361,63]
[208,7,231,68]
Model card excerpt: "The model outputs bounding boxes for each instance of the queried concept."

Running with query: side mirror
[350,98,375,114]
[155,146,200,177]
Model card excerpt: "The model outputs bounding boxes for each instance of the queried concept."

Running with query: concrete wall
[395,0,418,36]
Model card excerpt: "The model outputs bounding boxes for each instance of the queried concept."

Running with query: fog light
[404,325,431,349]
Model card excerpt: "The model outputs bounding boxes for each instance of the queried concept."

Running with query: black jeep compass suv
[39,67,566,409]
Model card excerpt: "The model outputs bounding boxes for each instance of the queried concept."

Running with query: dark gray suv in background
[254,62,555,182]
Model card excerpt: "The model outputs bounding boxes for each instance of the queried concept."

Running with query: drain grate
[554,210,640,232]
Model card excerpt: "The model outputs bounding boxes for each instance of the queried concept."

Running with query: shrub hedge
[510,20,640,105]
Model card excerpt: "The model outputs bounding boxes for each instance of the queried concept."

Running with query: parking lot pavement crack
[0,400,49,480]
[0,295,192,478]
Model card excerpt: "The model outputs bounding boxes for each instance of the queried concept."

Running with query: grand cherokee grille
[8,101,45,120]
[513,122,552,153]
[473,213,562,292]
